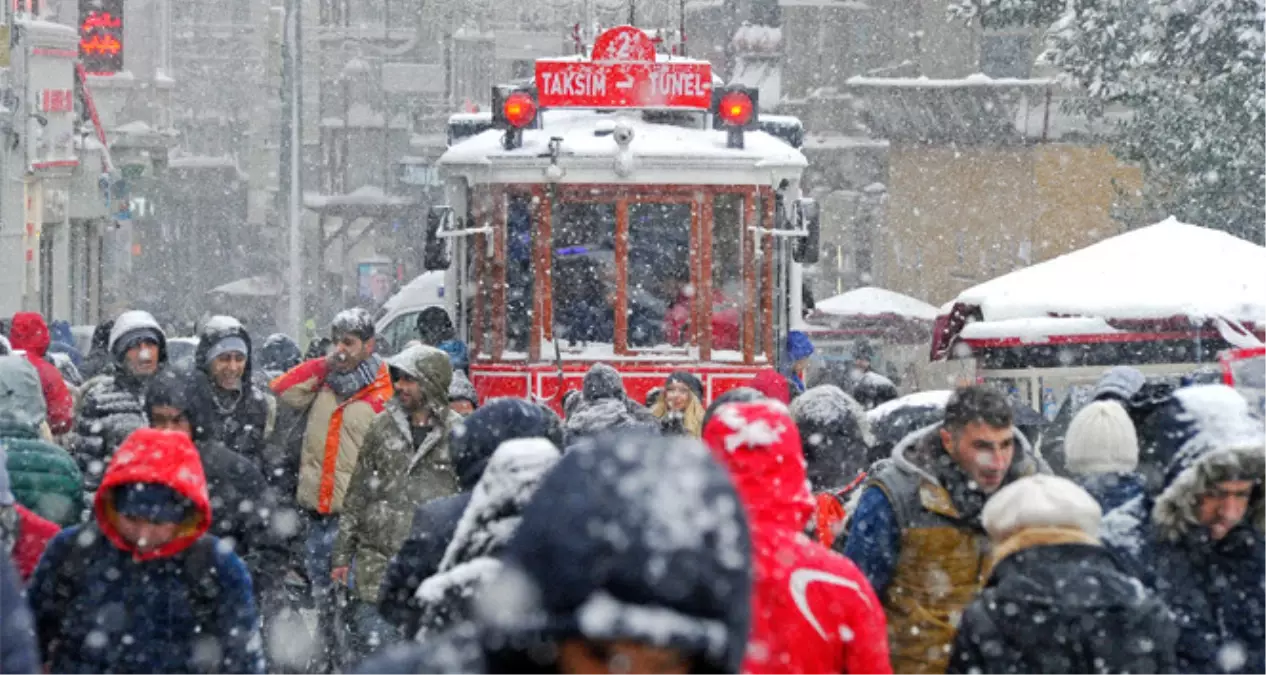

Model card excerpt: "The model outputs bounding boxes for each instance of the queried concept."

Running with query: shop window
[627,202,692,348]
[552,202,616,345]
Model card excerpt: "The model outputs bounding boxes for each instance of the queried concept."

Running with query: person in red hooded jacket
[750,367,792,405]
[702,400,891,675]
[8,312,75,435]
[27,428,263,673]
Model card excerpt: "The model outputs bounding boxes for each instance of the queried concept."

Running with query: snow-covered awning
[303,185,416,217]
[932,218,1266,359]
[845,74,1055,143]
[207,275,284,297]
[815,286,938,321]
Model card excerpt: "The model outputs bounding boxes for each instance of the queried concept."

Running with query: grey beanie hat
[1094,366,1147,403]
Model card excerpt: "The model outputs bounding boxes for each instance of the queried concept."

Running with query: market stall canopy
[816,286,938,321]
[303,185,416,219]
[932,218,1266,359]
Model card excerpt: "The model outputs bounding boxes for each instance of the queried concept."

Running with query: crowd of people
[0,307,1262,675]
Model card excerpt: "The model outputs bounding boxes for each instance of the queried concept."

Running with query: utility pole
[284,0,304,339]
[627,0,634,25]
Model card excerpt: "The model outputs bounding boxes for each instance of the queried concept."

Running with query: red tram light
[717,91,754,127]
[503,92,538,129]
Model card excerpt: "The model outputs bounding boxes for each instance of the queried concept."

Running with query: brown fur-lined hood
[1149,386,1266,543]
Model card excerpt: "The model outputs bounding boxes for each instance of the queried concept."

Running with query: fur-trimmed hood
[1145,385,1265,543]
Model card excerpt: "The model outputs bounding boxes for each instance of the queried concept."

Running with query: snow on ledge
[846,73,1056,88]
[959,317,1122,343]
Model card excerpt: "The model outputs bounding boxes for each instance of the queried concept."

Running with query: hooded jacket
[74,311,169,491]
[703,401,890,674]
[190,316,277,471]
[78,319,115,382]
[333,344,462,604]
[563,363,658,444]
[844,423,1045,674]
[360,434,752,675]
[9,312,75,434]
[751,368,792,404]
[11,503,60,581]
[271,354,393,514]
[413,438,561,638]
[27,428,263,673]
[948,537,1178,674]
[378,398,564,634]
[1102,385,1265,674]
[0,355,82,525]
[790,385,876,490]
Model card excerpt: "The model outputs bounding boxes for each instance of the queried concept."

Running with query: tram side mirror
[424,205,453,271]
[791,198,820,264]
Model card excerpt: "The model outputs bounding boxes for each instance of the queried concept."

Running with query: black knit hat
[664,370,704,401]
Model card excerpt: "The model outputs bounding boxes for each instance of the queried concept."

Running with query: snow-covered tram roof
[439,109,808,186]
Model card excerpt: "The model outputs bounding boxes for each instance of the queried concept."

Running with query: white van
[373,271,449,354]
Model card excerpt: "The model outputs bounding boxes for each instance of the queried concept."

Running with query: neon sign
[79,0,123,73]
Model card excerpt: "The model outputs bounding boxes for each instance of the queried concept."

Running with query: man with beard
[332,344,461,663]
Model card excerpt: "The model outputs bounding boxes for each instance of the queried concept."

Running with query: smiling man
[843,385,1045,674]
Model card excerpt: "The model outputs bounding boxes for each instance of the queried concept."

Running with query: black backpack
[44,525,222,668]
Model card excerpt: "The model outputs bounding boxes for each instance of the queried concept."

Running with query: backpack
[44,525,222,668]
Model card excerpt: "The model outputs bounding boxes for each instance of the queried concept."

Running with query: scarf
[327,354,383,400]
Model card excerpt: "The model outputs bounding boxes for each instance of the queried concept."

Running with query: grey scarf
[327,354,383,399]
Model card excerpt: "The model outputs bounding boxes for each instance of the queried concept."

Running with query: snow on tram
[418,25,821,407]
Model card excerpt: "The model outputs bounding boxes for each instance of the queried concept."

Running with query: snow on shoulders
[815,287,938,321]
[1171,385,1266,453]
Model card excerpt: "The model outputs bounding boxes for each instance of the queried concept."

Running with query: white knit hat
[982,474,1103,540]
[1063,400,1139,475]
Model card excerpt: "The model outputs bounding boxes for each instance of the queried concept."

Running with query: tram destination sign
[535,26,712,110]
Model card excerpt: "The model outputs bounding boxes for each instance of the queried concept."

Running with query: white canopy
[951,218,1266,326]
[816,286,938,321]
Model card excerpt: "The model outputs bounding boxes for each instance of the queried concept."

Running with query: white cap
[1064,400,1140,475]
[982,474,1103,541]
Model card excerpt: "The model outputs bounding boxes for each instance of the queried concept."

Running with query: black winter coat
[948,542,1178,674]
[198,440,294,600]
[189,319,276,474]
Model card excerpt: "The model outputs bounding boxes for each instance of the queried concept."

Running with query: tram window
[552,202,616,345]
[629,202,692,348]
[506,195,534,352]
[712,193,746,352]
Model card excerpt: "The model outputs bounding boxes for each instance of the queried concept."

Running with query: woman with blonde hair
[651,370,706,437]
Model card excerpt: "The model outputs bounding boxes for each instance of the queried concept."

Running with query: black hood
[451,399,564,491]
[582,363,626,402]
[194,316,254,386]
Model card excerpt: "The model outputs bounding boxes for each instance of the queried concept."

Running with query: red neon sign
[535,26,712,110]
[79,4,124,73]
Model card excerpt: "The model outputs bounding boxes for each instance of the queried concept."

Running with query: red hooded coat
[750,368,791,405]
[703,401,891,675]
[94,428,212,562]
[8,313,75,435]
